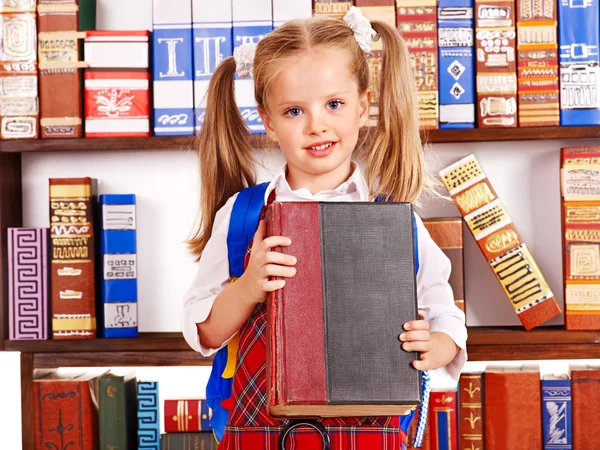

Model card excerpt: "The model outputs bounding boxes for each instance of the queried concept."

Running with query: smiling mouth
[307,142,336,151]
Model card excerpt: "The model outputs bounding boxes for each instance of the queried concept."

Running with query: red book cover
[164,399,212,433]
[406,403,431,450]
[459,373,484,450]
[571,366,600,449]
[429,391,458,450]
[34,371,99,450]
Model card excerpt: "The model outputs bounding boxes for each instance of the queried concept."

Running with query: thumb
[251,219,266,252]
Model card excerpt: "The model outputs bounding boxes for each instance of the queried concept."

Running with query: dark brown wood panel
[467,326,600,345]
[0,153,22,350]
[33,351,213,368]
[20,352,34,450]
[467,343,600,361]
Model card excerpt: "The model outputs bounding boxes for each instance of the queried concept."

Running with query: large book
[192,0,233,133]
[37,0,84,139]
[516,0,559,127]
[484,366,541,450]
[138,381,161,450]
[99,194,138,338]
[153,0,195,136]
[8,228,49,340]
[273,0,312,28]
[474,0,518,127]
[422,218,465,313]
[84,31,151,138]
[33,370,99,450]
[0,2,39,140]
[440,154,561,330]
[397,0,439,129]
[265,201,420,417]
[571,365,600,449]
[561,147,600,330]
[558,0,600,126]
[49,178,97,340]
[437,0,476,129]
[96,0,153,30]
[429,391,458,450]
[542,374,572,450]
[313,0,354,19]
[232,0,272,134]
[164,399,212,433]
[160,433,217,450]
[458,372,484,450]
[96,371,137,450]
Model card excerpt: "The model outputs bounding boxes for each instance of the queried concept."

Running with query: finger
[399,330,430,342]
[402,341,432,353]
[265,251,297,266]
[403,320,429,331]
[251,220,267,253]
[263,235,292,251]
[263,264,297,278]
[261,279,286,292]
[412,359,432,371]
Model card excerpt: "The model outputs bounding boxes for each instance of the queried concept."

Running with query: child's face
[260,48,370,190]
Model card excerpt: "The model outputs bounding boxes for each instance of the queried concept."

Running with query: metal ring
[278,420,331,450]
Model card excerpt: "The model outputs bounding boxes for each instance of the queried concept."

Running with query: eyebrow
[276,92,351,108]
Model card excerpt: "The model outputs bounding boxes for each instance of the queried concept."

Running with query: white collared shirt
[182,165,468,380]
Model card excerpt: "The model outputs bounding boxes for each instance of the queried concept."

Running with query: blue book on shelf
[99,194,138,338]
[542,377,572,450]
[438,0,475,129]
[558,0,600,126]
[138,381,160,450]
[153,0,195,136]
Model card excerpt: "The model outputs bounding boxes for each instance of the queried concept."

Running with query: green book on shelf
[79,0,97,31]
[161,433,217,450]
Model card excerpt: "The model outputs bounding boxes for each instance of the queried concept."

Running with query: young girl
[182,7,467,449]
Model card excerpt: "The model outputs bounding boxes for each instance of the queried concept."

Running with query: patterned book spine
[152,0,195,136]
[542,378,572,450]
[138,381,160,450]
[95,0,153,30]
[558,0,600,126]
[438,0,476,129]
[422,218,465,313]
[475,0,518,127]
[164,399,212,433]
[571,367,600,449]
[355,1,396,127]
[8,228,49,340]
[273,0,312,27]
[459,373,484,450]
[439,154,561,330]
[232,0,272,134]
[313,0,354,19]
[49,178,96,340]
[0,1,39,140]
[99,194,138,338]
[516,0,558,127]
[37,0,83,139]
[560,147,600,330]
[429,391,458,450]
[192,0,233,133]
[84,31,151,138]
[397,0,439,129]
[160,433,218,450]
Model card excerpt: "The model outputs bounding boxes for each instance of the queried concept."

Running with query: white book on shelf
[96,0,153,31]
[272,0,312,28]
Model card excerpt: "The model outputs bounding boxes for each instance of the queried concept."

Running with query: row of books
[34,370,215,450]
[407,364,600,450]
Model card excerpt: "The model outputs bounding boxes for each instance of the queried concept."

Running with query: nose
[305,111,328,136]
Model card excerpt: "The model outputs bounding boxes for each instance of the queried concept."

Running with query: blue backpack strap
[206,182,270,443]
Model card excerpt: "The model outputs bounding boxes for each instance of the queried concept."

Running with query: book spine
[192,0,233,133]
[0,3,39,140]
[516,0,559,127]
[8,228,49,340]
[160,433,217,450]
[542,379,572,450]
[99,194,138,338]
[422,218,465,313]
[438,0,476,129]
[313,0,353,20]
[138,381,161,450]
[475,0,518,128]
[272,0,312,28]
[152,0,195,136]
[571,368,600,449]
[95,0,153,30]
[34,380,97,450]
[561,147,600,329]
[79,0,96,31]
[406,403,431,450]
[458,373,484,450]
[440,154,561,330]
[37,0,82,138]
[429,391,458,450]
[232,0,272,134]
[49,178,97,340]
[164,399,212,433]
[397,0,439,130]
[558,0,600,125]
[99,375,129,450]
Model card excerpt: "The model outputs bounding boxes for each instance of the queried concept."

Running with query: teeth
[310,143,333,151]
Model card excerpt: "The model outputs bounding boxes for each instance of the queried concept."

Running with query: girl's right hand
[239,219,297,305]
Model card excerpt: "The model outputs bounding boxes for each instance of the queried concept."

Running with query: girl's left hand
[400,318,459,371]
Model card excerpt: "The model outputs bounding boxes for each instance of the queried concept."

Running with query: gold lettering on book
[463,381,480,398]
[566,229,600,242]
[314,2,352,17]
[455,182,496,214]
[570,244,600,277]
[53,246,88,259]
[565,205,600,224]
[485,229,519,254]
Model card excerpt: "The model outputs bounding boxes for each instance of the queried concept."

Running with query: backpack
[206,182,430,447]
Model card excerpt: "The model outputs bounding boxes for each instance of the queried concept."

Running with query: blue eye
[327,100,344,110]
[285,108,302,117]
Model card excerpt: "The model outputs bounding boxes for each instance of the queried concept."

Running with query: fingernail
[286,238,292,245]
[404,323,411,330]
[399,333,406,341]
[291,256,297,264]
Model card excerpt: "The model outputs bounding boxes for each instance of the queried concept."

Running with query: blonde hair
[188,16,425,259]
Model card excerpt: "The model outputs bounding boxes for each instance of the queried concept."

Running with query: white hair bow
[233,42,257,78]
[344,6,378,53]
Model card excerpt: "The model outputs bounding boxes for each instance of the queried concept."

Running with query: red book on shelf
[459,373,484,450]
[164,399,212,433]
[571,366,600,449]
[429,391,458,450]
[406,403,431,450]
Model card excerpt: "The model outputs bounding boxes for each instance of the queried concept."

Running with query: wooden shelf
[2,126,600,153]
[5,327,600,367]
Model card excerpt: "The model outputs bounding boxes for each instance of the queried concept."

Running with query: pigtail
[187,57,256,260]
[366,21,424,203]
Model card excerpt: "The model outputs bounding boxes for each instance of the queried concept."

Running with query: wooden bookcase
[2,127,600,448]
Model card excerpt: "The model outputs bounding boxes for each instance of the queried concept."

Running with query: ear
[258,107,278,143]
[358,89,372,128]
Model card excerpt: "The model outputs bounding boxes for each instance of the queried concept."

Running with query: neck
[286,160,354,195]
